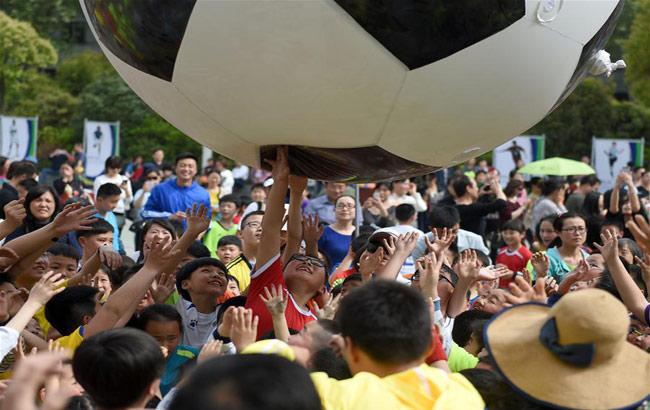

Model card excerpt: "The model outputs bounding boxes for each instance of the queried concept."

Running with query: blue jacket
[142,179,211,220]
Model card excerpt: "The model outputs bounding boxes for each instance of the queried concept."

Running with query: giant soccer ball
[80,0,623,182]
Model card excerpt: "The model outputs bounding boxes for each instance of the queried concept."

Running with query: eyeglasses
[289,254,325,268]
[336,204,355,210]
[561,226,586,234]
[244,221,261,229]
[147,176,160,181]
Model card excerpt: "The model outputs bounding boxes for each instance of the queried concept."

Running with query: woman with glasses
[317,195,356,274]
[538,212,590,282]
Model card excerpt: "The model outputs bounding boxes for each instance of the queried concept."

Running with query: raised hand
[415,253,442,299]
[198,340,224,364]
[260,285,288,317]
[51,203,97,236]
[143,238,179,273]
[530,252,550,278]
[593,229,619,263]
[477,264,512,282]
[216,306,236,338]
[264,146,290,181]
[425,228,456,259]
[98,246,122,270]
[185,203,211,235]
[313,293,341,320]
[151,272,177,304]
[358,250,380,280]
[3,199,26,228]
[626,215,650,253]
[288,175,308,194]
[504,276,548,306]
[303,214,324,243]
[27,271,65,306]
[456,250,481,282]
[634,254,650,286]
[230,308,259,352]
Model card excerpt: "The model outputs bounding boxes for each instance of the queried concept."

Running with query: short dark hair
[46,243,81,262]
[7,160,37,180]
[452,175,473,198]
[187,241,211,259]
[503,180,523,198]
[429,206,460,229]
[219,194,240,207]
[240,210,265,228]
[104,156,122,171]
[218,235,242,250]
[395,203,416,222]
[541,179,563,197]
[139,219,178,250]
[174,152,198,166]
[76,219,114,239]
[335,280,431,364]
[73,328,165,409]
[501,219,525,233]
[553,212,585,232]
[580,174,601,186]
[169,354,321,410]
[251,183,265,191]
[17,178,38,191]
[97,183,122,199]
[25,185,61,223]
[138,304,183,334]
[45,286,99,335]
[176,257,227,301]
[452,310,493,347]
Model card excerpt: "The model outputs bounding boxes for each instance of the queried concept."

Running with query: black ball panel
[82,0,198,81]
[333,0,526,70]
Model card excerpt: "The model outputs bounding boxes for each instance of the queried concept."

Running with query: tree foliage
[57,51,112,96]
[625,0,650,106]
[0,0,79,41]
[0,11,57,111]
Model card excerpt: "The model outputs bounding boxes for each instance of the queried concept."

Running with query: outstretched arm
[282,176,308,266]
[84,240,180,338]
[595,230,649,325]
[256,148,290,268]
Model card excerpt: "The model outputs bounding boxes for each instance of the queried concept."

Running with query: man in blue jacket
[142,152,211,222]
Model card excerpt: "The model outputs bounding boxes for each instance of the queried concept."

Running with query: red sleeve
[425,327,447,364]
[246,254,285,303]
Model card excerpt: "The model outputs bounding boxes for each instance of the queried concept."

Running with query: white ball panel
[172,0,406,148]
[530,0,620,44]
[378,19,581,167]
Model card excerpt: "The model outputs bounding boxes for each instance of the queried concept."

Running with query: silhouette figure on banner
[605,141,624,177]
[92,126,103,158]
[8,120,20,158]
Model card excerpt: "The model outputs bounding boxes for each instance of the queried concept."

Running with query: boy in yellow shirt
[311,280,484,410]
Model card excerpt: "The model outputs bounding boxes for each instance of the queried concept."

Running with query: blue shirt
[142,179,211,221]
[318,226,352,274]
[160,345,199,396]
[95,211,121,253]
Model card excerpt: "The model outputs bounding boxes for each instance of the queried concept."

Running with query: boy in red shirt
[496,219,531,288]
[245,148,326,338]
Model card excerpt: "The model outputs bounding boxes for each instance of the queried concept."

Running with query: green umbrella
[517,157,595,176]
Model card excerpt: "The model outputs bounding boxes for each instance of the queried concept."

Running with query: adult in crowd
[388,179,428,214]
[0,156,9,185]
[206,171,221,215]
[131,169,162,223]
[361,182,395,227]
[607,171,644,236]
[637,169,650,198]
[145,148,169,171]
[318,195,356,273]
[0,160,37,218]
[93,156,133,231]
[533,212,589,282]
[53,162,87,204]
[565,174,600,213]
[232,161,250,190]
[452,175,507,237]
[214,159,234,196]
[530,215,558,252]
[531,179,567,232]
[143,153,211,223]
[304,181,347,225]
[5,185,61,242]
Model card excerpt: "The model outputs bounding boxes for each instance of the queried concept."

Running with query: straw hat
[484,289,650,409]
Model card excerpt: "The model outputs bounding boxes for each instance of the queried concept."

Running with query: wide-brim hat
[484,289,650,410]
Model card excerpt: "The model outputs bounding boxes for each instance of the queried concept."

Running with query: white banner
[591,137,645,191]
[84,120,120,178]
[493,135,545,186]
[0,116,38,162]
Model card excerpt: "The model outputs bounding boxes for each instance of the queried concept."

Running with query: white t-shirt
[220,170,235,196]
[0,327,19,363]
[392,225,423,277]
[93,174,132,214]
[175,298,218,348]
